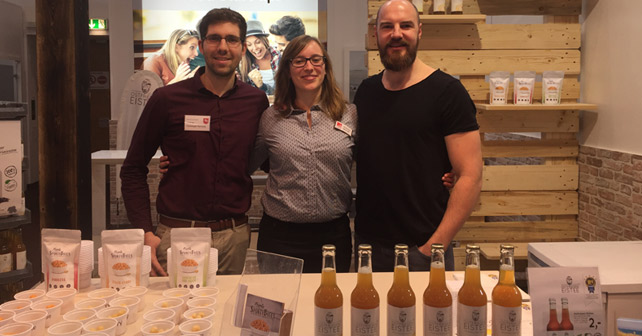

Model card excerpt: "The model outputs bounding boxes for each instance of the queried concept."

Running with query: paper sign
[528,267,605,336]
[241,293,285,335]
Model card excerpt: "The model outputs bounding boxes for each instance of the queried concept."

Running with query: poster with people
[133,0,321,93]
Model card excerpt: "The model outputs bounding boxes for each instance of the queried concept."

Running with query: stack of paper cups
[98,245,152,287]
[79,240,94,289]
[167,247,218,287]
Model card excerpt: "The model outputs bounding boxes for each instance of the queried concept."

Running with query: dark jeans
[354,232,455,272]
[257,213,352,273]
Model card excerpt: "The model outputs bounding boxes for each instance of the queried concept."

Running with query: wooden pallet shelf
[476,103,598,111]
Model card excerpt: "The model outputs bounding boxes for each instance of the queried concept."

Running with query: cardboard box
[0,120,24,217]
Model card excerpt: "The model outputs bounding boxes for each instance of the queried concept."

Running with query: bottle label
[315,306,342,336]
[423,304,452,336]
[387,304,415,336]
[0,253,12,272]
[457,303,487,336]
[491,304,521,336]
[16,250,26,270]
[351,307,379,336]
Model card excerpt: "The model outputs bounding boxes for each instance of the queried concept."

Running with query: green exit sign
[89,18,107,30]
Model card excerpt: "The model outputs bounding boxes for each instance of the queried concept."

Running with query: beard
[378,37,418,72]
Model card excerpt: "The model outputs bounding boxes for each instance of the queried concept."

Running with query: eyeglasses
[290,55,326,68]
[203,34,242,47]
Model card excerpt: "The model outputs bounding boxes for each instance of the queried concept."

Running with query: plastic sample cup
[14,310,47,336]
[162,288,191,302]
[47,321,83,336]
[45,289,77,314]
[117,286,148,312]
[82,319,118,336]
[86,288,117,304]
[0,300,32,314]
[0,322,34,336]
[109,296,140,325]
[0,311,16,328]
[153,298,184,324]
[14,289,46,303]
[178,319,212,336]
[182,307,215,323]
[141,320,175,336]
[62,308,96,324]
[190,287,219,299]
[142,309,176,325]
[95,307,128,336]
[30,299,63,327]
[74,298,107,313]
[186,297,216,310]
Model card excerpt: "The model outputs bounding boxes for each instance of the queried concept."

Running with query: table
[67,271,533,335]
[528,241,642,336]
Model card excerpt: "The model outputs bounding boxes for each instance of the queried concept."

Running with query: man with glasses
[121,8,269,276]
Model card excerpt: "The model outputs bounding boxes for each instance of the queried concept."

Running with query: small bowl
[0,300,32,314]
[74,298,107,313]
[0,322,35,336]
[0,311,16,328]
[86,288,117,303]
[62,308,96,324]
[30,299,63,327]
[45,289,77,314]
[153,298,184,324]
[162,288,191,301]
[47,321,83,336]
[143,309,176,324]
[117,286,148,312]
[14,310,48,336]
[82,318,117,336]
[141,320,175,336]
[249,319,271,336]
[109,296,140,325]
[178,319,212,336]
[14,289,46,303]
[190,287,219,299]
[182,307,215,322]
[186,297,216,310]
[82,333,109,336]
[95,307,128,336]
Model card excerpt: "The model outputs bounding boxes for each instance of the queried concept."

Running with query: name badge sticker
[185,115,210,131]
[334,121,352,137]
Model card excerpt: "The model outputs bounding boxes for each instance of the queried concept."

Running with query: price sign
[528,267,605,336]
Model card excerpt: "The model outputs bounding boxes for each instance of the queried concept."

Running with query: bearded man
[353,0,482,271]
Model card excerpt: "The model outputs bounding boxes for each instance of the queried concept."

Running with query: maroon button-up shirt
[120,68,269,233]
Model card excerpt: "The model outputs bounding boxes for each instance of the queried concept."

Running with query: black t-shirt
[354,69,479,248]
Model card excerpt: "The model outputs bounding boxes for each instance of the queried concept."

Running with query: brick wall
[578,146,642,241]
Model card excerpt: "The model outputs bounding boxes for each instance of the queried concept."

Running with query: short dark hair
[198,8,247,43]
[268,16,305,42]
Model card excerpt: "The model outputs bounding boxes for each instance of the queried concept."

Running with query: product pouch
[42,228,81,290]
[513,71,536,105]
[101,229,144,290]
[542,71,564,105]
[433,0,446,13]
[489,71,510,105]
[171,228,211,289]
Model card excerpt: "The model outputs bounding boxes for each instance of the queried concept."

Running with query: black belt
[159,214,248,232]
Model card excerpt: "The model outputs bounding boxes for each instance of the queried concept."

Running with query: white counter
[66,271,532,336]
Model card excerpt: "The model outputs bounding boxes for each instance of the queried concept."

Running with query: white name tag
[184,115,210,131]
[334,121,352,137]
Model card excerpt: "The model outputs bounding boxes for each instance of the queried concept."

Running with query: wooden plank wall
[365,0,583,244]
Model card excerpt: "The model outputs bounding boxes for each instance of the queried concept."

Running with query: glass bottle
[387,244,415,336]
[491,245,522,336]
[12,228,27,270]
[456,245,487,336]
[546,298,560,335]
[351,244,379,336]
[423,243,452,336]
[559,297,574,331]
[0,231,13,272]
[315,245,343,336]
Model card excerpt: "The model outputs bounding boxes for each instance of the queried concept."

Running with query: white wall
[327,0,368,100]
[580,0,642,155]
